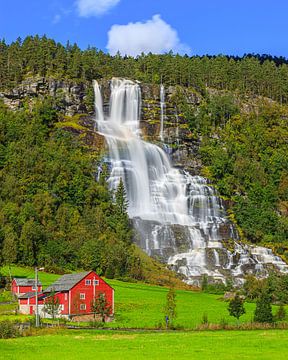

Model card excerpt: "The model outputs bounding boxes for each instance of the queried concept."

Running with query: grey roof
[18,292,46,299]
[14,278,42,286]
[44,271,91,293]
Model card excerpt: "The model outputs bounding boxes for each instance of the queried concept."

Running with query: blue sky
[0,0,287,56]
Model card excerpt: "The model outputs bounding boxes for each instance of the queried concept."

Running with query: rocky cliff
[0,77,202,174]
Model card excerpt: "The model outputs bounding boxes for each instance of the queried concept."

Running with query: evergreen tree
[115,178,128,215]
[254,291,273,323]
[228,293,246,322]
[113,178,132,245]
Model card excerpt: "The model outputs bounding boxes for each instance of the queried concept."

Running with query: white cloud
[106,15,191,57]
[76,0,120,17]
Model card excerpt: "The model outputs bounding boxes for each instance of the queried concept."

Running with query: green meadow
[0,266,285,328]
[1,329,288,360]
[0,266,255,329]
[1,266,288,359]
[105,279,259,328]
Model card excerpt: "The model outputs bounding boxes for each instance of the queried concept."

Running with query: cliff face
[0,77,203,174]
[0,77,90,115]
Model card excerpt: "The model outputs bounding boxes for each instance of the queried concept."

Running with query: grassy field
[105,279,259,328]
[1,266,60,288]
[1,329,288,360]
[0,265,285,328]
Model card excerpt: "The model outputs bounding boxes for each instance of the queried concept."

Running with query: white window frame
[80,304,86,311]
[80,293,85,300]
[93,280,99,286]
[85,280,91,286]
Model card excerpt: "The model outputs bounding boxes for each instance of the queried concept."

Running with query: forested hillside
[1,35,288,103]
[0,35,287,270]
[0,98,139,276]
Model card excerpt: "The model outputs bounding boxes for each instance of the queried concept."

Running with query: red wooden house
[18,271,114,321]
[18,292,46,315]
[12,278,42,297]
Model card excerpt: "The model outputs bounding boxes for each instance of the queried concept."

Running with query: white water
[94,78,288,284]
[93,80,104,128]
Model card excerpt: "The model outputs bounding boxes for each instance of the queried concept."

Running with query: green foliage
[228,294,246,321]
[201,312,209,325]
[2,36,288,105]
[200,102,288,244]
[244,273,288,305]
[90,292,112,323]
[254,291,273,323]
[201,275,232,294]
[43,291,61,320]
[276,304,286,321]
[0,320,20,338]
[163,287,177,326]
[0,102,139,279]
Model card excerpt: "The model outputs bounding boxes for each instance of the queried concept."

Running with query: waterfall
[93,80,104,128]
[94,78,288,285]
[159,84,165,141]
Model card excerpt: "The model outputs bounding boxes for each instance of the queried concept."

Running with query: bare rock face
[0,77,89,116]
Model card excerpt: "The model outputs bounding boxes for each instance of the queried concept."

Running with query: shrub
[219,317,229,329]
[202,313,209,325]
[276,304,286,321]
[0,321,20,339]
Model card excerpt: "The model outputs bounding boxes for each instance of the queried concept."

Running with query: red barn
[12,278,42,297]
[18,271,114,321]
[18,292,45,315]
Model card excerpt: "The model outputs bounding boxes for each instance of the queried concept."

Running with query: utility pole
[35,267,39,327]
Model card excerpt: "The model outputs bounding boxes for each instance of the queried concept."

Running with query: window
[93,280,99,286]
[80,304,86,311]
[85,280,91,286]
[80,293,85,300]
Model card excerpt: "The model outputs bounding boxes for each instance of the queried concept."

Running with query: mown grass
[0,266,285,329]
[105,279,259,328]
[1,329,288,360]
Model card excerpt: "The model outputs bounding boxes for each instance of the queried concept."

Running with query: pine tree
[228,293,246,322]
[254,291,273,323]
[115,178,128,215]
[114,178,132,245]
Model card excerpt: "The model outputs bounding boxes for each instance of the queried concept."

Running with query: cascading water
[95,78,288,286]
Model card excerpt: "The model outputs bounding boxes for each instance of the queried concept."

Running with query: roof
[44,271,91,292]
[18,292,47,300]
[13,278,42,286]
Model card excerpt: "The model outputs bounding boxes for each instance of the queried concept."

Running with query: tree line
[1,35,288,103]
